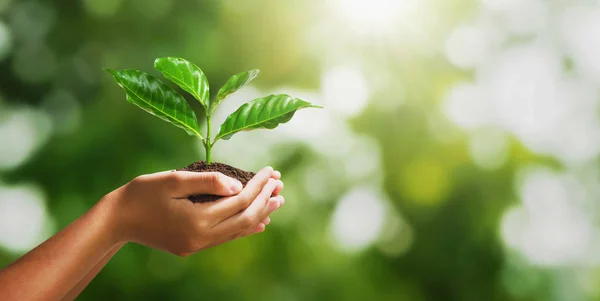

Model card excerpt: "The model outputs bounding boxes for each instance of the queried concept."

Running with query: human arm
[60,170,283,301]
[0,167,283,301]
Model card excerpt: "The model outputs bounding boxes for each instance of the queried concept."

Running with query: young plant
[106,57,321,165]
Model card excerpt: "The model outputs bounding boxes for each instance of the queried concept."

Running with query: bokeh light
[442,82,489,130]
[0,21,12,61]
[41,89,82,135]
[83,0,123,18]
[329,186,387,252]
[0,107,52,171]
[321,66,369,118]
[400,158,450,206]
[2,0,600,300]
[0,183,52,253]
[9,2,55,44]
[444,23,500,70]
[560,5,600,82]
[129,0,173,20]
[376,211,413,257]
[468,128,509,170]
[501,167,595,266]
[12,44,57,84]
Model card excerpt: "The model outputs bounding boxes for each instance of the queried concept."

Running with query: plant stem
[205,115,212,165]
[206,140,211,164]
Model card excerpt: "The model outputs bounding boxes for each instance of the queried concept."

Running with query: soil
[176,161,256,203]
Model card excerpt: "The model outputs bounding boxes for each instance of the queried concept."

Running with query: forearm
[0,197,121,301]
[61,243,125,301]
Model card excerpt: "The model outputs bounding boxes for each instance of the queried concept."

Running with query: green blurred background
[2,0,600,300]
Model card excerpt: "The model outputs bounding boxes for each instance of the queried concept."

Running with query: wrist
[94,190,129,247]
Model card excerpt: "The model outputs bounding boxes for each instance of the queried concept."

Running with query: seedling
[106,57,321,165]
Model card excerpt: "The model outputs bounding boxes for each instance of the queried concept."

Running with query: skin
[0,166,284,301]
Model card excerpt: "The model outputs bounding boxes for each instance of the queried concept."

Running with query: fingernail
[230,179,243,192]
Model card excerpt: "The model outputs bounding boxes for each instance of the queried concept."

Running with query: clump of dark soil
[177,161,256,203]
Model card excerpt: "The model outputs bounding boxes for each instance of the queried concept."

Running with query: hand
[102,166,284,256]
[0,167,284,301]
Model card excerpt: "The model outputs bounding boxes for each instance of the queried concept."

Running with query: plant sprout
[106,57,321,164]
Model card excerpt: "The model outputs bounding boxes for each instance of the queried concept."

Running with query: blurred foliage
[0,0,587,300]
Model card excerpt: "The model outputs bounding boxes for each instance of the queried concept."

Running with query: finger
[238,196,282,236]
[279,194,285,206]
[253,223,266,233]
[168,171,243,198]
[200,210,275,251]
[206,166,274,220]
[208,207,275,246]
[271,171,282,196]
[272,180,284,196]
[148,170,177,177]
[238,193,282,239]
[239,222,267,238]
[204,181,281,251]
[200,222,267,251]
[259,196,283,221]
[239,181,282,228]
[211,178,280,235]
[238,167,276,201]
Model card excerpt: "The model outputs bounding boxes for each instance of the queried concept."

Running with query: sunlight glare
[333,0,417,34]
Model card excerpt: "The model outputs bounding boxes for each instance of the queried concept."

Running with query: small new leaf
[106,69,203,139]
[154,57,210,111]
[212,69,260,114]
[215,94,321,141]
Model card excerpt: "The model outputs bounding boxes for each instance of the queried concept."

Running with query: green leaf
[106,69,203,139]
[154,57,210,111]
[213,69,260,113]
[215,94,321,141]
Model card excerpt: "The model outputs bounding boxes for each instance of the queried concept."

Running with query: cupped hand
[102,166,284,256]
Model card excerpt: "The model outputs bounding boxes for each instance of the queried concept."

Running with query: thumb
[167,171,243,198]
